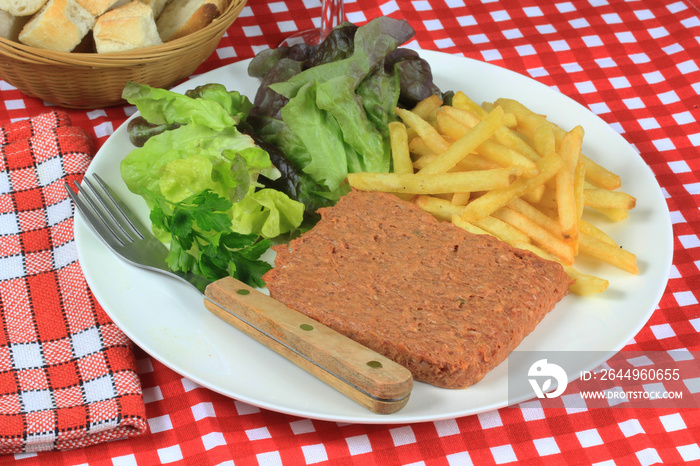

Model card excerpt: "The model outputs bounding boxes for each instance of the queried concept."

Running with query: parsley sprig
[150,190,272,288]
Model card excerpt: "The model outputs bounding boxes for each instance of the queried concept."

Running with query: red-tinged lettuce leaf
[268,17,414,99]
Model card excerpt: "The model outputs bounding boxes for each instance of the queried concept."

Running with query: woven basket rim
[0,0,245,67]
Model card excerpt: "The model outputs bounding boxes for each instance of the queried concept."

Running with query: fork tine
[72,179,135,246]
[91,174,154,241]
[64,180,129,249]
[81,176,140,242]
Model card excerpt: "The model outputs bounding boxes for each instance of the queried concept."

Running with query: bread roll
[156,0,226,42]
[18,0,95,52]
[93,0,161,53]
[74,0,126,17]
[0,9,29,40]
[0,0,48,16]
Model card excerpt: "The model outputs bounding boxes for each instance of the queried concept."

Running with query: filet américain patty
[263,190,572,389]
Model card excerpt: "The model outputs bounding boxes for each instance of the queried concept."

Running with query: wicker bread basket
[0,0,247,109]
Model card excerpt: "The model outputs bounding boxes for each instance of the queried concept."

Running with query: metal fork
[65,174,413,414]
[65,174,210,293]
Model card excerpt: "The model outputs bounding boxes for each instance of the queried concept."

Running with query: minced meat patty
[263,190,572,389]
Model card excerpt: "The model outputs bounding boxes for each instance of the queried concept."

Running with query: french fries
[416,196,530,244]
[435,110,540,177]
[347,95,639,296]
[492,207,575,265]
[459,150,562,222]
[495,97,622,190]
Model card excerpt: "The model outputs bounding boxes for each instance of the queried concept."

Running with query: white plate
[75,50,673,424]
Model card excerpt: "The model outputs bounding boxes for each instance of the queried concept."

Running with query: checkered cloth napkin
[0,112,147,454]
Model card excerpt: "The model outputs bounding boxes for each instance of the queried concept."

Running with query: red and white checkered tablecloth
[1,0,699,464]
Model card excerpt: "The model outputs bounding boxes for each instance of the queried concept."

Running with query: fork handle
[203,276,413,414]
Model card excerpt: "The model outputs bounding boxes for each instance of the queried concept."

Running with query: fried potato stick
[578,233,639,274]
[389,121,416,201]
[348,168,520,195]
[574,158,586,221]
[411,95,443,120]
[389,122,413,175]
[413,152,499,172]
[512,241,610,295]
[418,106,506,175]
[451,214,490,236]
[556,125,584,243]
[395,107,450,153]
[415,195,464,220]
[579,219,618,247]
[583,188,637,210]
[492,207,575,265]
[416,196,529,244]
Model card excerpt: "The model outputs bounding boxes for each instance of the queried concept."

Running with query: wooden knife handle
[204,276,413,414]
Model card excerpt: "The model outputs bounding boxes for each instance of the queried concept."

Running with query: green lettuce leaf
[316,75,388,173]
[123,81,240,131]
[279,81,349,192]
[230,187,305,238]
[184,83,254,122]
[120,124,268,205]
